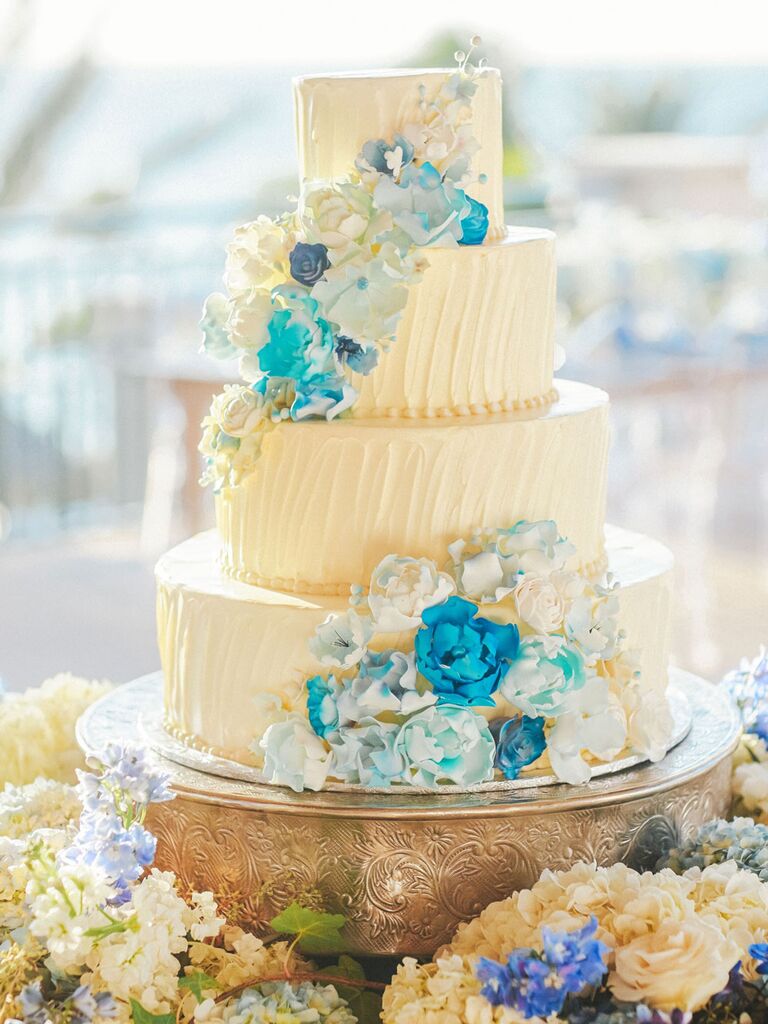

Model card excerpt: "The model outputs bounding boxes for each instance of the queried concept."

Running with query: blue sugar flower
[289,242,330,286]
[335,335,379,375]
[501,637,587,719]
[373,161,471,247]
[396,705,495,787]
[415,596,519,707]
[490,714,546,779]
[306,674,342,738]
[541,915,609,994]
[199,292,238,360]
[359,134,414,175]
[459,195,489,245]
[258,305,335,383]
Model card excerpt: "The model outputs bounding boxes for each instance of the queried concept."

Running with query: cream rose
[610,917,740,1012]
[210,385,265,438]
[368,555,456,632]
[513,576,565,633]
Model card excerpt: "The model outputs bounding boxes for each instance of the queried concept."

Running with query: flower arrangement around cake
[253,519,674,792]
[198,41,491,490]
[3,658,768,1024]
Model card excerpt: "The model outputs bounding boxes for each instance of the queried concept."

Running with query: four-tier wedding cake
[155,52,676,793]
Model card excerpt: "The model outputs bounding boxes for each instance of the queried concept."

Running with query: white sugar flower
[300,182,390,261]
[226,289,273,351]
[225,215,294,296]
[309,609,373,669]
[209,385,268,439]
[619,675,674,763]
[260,715,334,793]
[546,676,627,785]
[565,579,622,662]
[513,575,565,634]
[311,243,413,344]
[495,520,575,576]
[368,554,455,632]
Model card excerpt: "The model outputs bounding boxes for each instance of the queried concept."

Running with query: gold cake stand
[77,670,740,957]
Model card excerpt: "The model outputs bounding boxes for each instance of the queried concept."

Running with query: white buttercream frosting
[215,380,610,594]
[294,68,505,239]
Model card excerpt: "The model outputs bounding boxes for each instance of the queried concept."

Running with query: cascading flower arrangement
[255,519,674,792]
[197,40,491,490]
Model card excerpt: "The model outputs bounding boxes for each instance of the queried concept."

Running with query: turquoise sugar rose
[396,705,495,788]
[257,286,336,384]
[489,714,547,779]
[459,195,489,245]
[500,636,587,719]
[415,596,520,707]
[373,161,471,247]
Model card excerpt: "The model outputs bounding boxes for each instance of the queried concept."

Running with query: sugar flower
[309,609,374,669]
[358,134,415,178]
[311,241,415,344]
[200,292,238,360]
[208,384,269,439]
[415,596,520,708]
[289,241,330,286]
[301,181,390,260]
[334,335,379,375]
[500,635,587,720]
[224,215,294,296]
[257,286,336,384]
[495,521,575,577]
[489,715,547,780]
[368,553,456,632]
[615,668,673,764]
[328,721,403,787]
[459,195,489,245]
[513,576,565,634]
[545,676,627,785]
[226,289,273,351]
[565,582,621,662]
[260,714,334,792]
[610,917,740,1012]
[373,161,470,247]
[396,705,495,788]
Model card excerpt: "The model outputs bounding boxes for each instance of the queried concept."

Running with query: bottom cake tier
[157,525,673,771]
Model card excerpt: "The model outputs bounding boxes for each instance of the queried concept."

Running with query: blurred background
[1,0,767,691]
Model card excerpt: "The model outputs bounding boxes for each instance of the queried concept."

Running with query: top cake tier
[294,68,505,240]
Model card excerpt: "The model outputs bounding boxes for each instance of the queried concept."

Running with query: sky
[4,0,768,69]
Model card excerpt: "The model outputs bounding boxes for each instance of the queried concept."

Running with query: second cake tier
[216,380,609,594]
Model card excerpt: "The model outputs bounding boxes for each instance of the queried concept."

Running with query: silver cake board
[77,669,740,956]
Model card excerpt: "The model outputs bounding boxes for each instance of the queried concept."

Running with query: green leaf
[130,1000,175,1024]
[331,958,381,1024]
[269,902,346,953]
[179,970,222,1002]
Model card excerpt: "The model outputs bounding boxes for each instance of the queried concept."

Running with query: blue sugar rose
[459,195,489,245]
[415,596,520,707]
[289,242,331,286]
[489,715,547,780]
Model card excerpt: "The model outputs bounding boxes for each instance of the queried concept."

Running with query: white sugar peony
[546,676,627,785]
[260,714,334,792]
[309,609,374,669]
[368,554,455,632]
[300,182,390,260]
[226,289,273,351]
[224,215,294,295]
[209,384,267,439]
[513,576,565,634]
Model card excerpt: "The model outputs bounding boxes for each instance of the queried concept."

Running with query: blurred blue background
[1,0,767,689]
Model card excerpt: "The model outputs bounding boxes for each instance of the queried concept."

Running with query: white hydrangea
[0,778,81,839]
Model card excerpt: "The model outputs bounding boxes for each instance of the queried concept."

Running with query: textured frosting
[158,525,674,765]
[216,380,610,594]
[293,68,505,239]
[351,228,556,417]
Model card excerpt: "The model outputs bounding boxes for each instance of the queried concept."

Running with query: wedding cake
[155,50,675,793]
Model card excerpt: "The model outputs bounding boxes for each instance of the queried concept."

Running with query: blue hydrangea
[750,942,768,974]
[489,714,547,779]
[748,710,768,746]
[722,647,768,728]
[459,195,489,245]
[658,817,768,882]
[289,242,330,286]
[415,596,520,707]
[476,915,608,1019]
